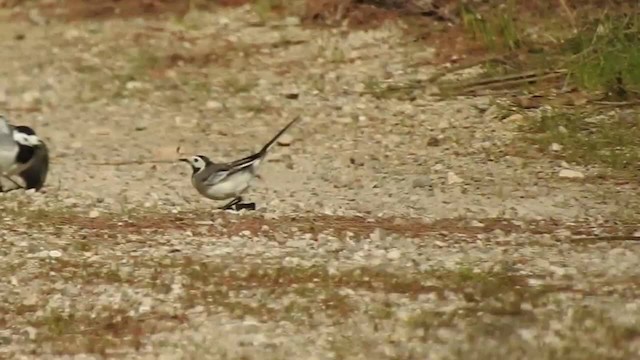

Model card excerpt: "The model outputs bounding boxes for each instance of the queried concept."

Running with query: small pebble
[206,100,224,110]
[558,169,584,179]
[446,171,464,185]
[437,119,450,129]
[349,154,365,167]
[412,177,431,188]
[386,249,401,260]
[277,133,294,146]
[22,327,37,341]
[549,143,563,152]
[505,113,524,122]
[427,137,441,147]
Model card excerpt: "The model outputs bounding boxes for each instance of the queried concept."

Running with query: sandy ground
[0,4,639,360]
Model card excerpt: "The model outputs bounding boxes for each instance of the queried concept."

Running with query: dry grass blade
[591,100,640,107]
[570,236,640,242]
[456,69,567,88]
[427,54,508,82]
[438,70,568,96]
[557,0,577,32]
[89,159,177,166]
[2,106,42,113]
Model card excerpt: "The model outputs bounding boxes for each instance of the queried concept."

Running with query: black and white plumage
[180,116,301,210]
[17,138,49,191]
[0,115,49,192]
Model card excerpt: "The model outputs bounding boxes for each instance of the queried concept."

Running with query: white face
[188,156,207,170]
[13,132,41,147]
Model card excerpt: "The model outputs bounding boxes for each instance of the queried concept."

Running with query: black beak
[179,158,189,163]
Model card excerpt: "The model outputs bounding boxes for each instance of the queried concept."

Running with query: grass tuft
[563,13,640,96]
[460,0,523,52]
[521,110,640,173]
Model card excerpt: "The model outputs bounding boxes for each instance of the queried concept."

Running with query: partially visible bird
[0,115,49,192]
[180,116,301,211]
[17,137,49,191]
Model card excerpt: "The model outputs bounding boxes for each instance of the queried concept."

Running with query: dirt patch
[6,0,191,22]
[5,207,635,240]
[0,0,586,68]
[1,4,639,358]
[302,0,399,29]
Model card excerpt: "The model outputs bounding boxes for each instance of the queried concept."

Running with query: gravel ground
[1,5,640,360]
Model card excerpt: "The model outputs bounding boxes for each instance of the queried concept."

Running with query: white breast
[196,170,254,200]
[0,142,18,174]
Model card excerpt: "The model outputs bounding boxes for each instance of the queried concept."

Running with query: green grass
[521,110,640,173]
[125,48,162,81]
[252,0,284,22]
[456,8,640,178]
[563,13,640,96]
[460,0,523,52]
[451,5,640,99]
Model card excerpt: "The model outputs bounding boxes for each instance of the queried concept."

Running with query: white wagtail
[180,116,301,211]
[0,115,48,192]
[16,135,49,191]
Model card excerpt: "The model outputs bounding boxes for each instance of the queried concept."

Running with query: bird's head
[13,126,42,147]
[179,155,211,174]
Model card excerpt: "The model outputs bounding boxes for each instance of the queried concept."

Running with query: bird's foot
[219,197,242,211]
[233,202,256,211]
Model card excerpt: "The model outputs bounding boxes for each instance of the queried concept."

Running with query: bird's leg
[0,175,22,192]
[1,186,25,194]
[219,197,242,210]
[5,176,23,190]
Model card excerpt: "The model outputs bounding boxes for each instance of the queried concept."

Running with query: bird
[180,116,301,211]
[17,138,49,191]
[0,115,49,192]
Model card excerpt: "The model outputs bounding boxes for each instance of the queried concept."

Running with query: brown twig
[570,236,640,242]
[437,70,567,96]
[89,159,177,166]
[458,69,566,88]
[591,100,640,106]
[558,0,577,33]
[1,106,41,113]
[427,54,508,82]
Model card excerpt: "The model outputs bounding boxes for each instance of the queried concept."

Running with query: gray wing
[199,159,258,187]
[0,116,12,135]
[196,163,229,187]
[201,168,230,186]
[0,117,17,171]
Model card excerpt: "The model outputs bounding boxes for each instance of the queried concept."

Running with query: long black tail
[225,116,302,169]
[258,116,301,155]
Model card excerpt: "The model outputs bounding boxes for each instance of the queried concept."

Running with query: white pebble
[386,249,401,260]
[446,171,464,185]
[48,250,62,258]
[549,143,563,152]
[558,169,584,179]
[205,100,223,110]
[277,133,294,146]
